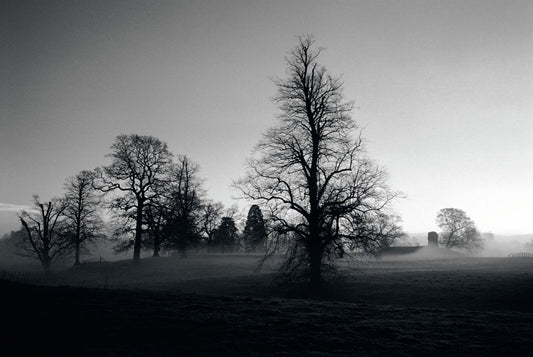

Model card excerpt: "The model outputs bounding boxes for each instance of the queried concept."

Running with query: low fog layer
[2,230,533,269]
[480,235,533,257]
[397,233,533,258]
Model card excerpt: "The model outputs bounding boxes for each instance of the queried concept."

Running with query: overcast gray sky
[1,0,532,235]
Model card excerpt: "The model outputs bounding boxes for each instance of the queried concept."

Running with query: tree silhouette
[436,208,483,252]
[63,170,104,265]
[200,201,224,247]
[143,193,171,257]
[94,134,173,262]
[162,156,204,256]
[236,35,403,289]
[18,195,69,274]
[210,217,238,253]
[243,205,267,252]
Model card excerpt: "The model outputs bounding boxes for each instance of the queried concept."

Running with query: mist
[3,228,533,356]
[479,234,533,257]
[397,232,533,257]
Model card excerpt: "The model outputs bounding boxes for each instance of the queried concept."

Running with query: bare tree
[235,36,403,290]
[144,193,172,257]
[163,155,204,256]
[94,134,173,262]
[18,195,69,274]
[200,201,225,247]
[63,170,104,265]
[436,208,483,252]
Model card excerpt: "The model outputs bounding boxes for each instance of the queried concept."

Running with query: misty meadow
[2,1,533,356]
[2,254,533,356]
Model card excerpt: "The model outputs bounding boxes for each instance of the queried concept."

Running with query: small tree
[18,196,69,274]
[436,208,483,252]
[243,205,267,252]
[94,134,173,262]
[63,170,104,265]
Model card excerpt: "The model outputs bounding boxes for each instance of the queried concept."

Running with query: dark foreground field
[1,255,533,356]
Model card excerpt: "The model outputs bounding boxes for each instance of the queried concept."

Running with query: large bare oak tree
[236,36,403,289]
[94,134,173,262]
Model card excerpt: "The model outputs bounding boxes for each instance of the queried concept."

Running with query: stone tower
[427,231,439,247]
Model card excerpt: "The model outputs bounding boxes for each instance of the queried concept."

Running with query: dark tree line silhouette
[93,135,266,259]
[14,134,268,273]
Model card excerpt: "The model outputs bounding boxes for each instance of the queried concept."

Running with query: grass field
[1,254,533,356]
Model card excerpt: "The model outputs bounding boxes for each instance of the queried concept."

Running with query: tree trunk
[152,228,162,257]
[74,225,81,265]
[309,240,322,291]
[153,233,161,257]
[133,202,143,262]
[42,254,52,276]
[74,241,81,266]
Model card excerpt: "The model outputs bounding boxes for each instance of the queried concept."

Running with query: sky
[1,0,532,236]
